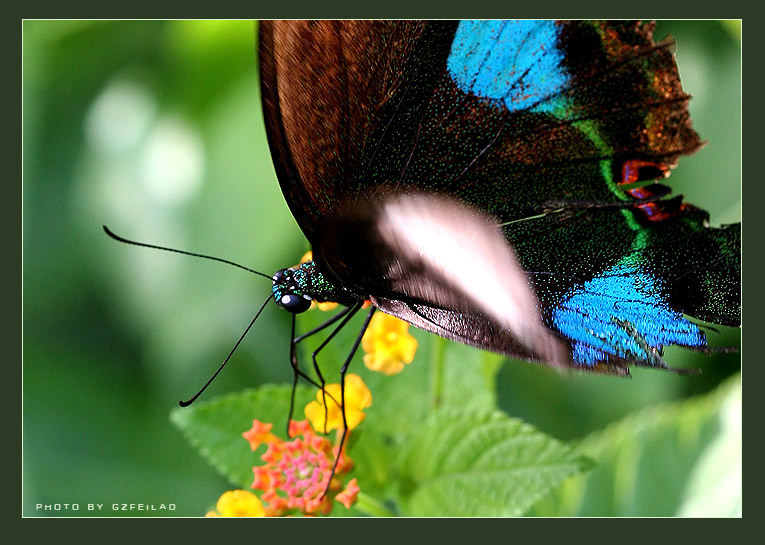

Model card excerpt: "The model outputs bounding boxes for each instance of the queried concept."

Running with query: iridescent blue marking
[552,264,706,366]
[447,20,570,113]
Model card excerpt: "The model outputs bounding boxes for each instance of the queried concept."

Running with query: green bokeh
[22,21,740,517]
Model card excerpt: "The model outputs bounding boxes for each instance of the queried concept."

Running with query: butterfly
[258,19,740,380]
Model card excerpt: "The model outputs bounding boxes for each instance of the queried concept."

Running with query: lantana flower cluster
[243,419,359,516]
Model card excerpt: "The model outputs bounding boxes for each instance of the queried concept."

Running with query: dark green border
[16,4,751,541]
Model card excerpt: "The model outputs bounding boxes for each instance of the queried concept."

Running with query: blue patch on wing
[447,20,569,113]
[552,264,707,366]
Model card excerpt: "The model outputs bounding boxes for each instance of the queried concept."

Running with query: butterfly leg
[306,301,364,433]
[293,304,357,344]
[322,305,376,498]
[287,305,357,435]
[287,315,301,433]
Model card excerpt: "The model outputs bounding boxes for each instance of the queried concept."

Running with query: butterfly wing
[315,191,571,368]
[259,20,443,242]
[259,20,740,371]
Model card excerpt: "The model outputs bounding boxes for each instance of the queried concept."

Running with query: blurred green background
[22,20,740,517]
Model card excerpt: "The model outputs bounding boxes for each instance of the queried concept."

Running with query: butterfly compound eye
[279,293,312,314]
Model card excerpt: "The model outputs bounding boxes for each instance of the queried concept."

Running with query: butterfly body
[259,20,740,374]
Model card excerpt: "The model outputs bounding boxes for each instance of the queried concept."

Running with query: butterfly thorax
[272,260,362,313]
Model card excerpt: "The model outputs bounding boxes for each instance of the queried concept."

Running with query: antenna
[179,293,273,406]
[103,225,272,279]
[104,224,276,405]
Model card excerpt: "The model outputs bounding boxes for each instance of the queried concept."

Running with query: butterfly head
[272,267,313,314]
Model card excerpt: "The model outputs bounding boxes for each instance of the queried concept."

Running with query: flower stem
[429,336,446,410]
[353,492,396,517]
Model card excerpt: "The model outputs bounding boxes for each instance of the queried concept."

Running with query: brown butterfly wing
[259,20,440,242]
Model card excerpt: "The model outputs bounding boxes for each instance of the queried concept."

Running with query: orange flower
[362,313,418,375]
[304,374,372,433]
[205,489,265,517]
[335,478,360,509]
[242,420,280,451]
[246,419,359,516]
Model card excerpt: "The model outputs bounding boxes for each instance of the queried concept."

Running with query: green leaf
[676,377,741,517]
[398,409,592,516]
[438,338,505,412]
[341,332,507,503]
[532,374,741,517]
[170,385,314,488]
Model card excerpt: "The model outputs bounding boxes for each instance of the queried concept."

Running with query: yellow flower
[361,313,417,375]
[304,374,372,432]
[315,301,339,311]
[298,251,313,265]
[206,490,265,517]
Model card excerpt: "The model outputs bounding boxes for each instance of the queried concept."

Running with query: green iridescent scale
[292,261,361,305]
